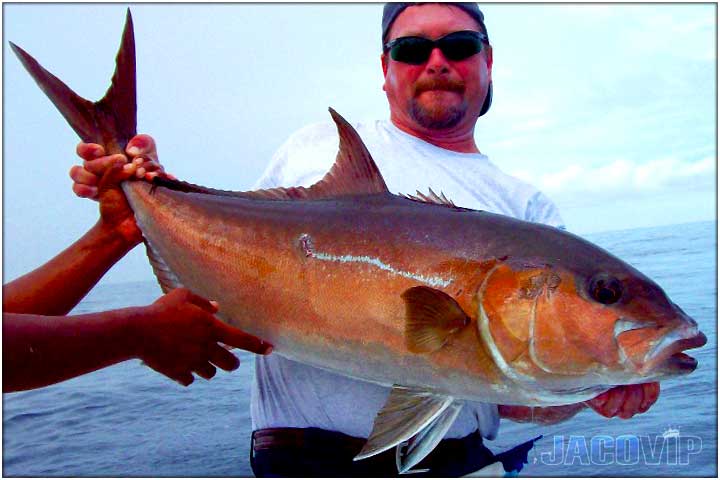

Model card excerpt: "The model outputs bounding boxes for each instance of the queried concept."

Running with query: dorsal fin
[240,108,390,201]
[402,188,457,208]
[314,108,389,197]
[149,107,391,202]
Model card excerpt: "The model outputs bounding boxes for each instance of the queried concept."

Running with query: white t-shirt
[250,119,565,441]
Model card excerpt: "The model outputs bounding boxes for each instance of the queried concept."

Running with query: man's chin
[410,101,466,130]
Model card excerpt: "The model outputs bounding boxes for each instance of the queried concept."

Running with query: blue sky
[3,3,716,285]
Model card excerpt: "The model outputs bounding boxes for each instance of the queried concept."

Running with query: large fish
[11,10,707,473]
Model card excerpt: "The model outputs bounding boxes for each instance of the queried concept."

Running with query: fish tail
[10,9,137,155]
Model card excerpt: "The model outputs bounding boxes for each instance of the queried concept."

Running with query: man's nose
[426,47,451,74]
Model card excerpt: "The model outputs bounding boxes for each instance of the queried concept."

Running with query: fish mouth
[642,330,707,374]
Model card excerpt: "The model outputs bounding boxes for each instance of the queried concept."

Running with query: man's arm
[498,383,660,424]
[3,288,272,392]
[498,404,586,425]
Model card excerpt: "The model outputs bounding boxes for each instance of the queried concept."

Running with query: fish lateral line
[297,233,453,288]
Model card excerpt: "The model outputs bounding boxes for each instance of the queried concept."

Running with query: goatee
[410,101,466,129]
[410,77,467,129]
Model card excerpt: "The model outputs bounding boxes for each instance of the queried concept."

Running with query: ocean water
[3,220,717,477]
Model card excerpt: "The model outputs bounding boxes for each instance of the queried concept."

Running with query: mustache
[414,77,465,94]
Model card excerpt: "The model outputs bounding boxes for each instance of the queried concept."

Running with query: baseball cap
[381,2,489,47]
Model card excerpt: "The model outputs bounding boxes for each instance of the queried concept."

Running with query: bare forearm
[2,308,143,392]
[498,403,586,425]
[3,220,139,315]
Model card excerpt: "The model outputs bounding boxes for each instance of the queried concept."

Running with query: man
[71,3,660,476]
[4,160,271,393]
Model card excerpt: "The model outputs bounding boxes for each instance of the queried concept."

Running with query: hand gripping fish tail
[12,9,707,476]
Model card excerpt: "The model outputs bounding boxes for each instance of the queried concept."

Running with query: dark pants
[250,427,498,477]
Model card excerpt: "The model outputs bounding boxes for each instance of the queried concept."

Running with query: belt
[250,427,496,477]
[253,427,367,455]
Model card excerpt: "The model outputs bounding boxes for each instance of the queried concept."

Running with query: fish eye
[589,274,623,305]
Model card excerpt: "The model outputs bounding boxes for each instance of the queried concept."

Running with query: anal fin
[396,400,463,473]
[144,239,183,293]
[354,385,458,472]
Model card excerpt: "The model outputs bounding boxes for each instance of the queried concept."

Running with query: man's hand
[499,403,585,425]
[133,288,272,386]
[585,383,660,419]
[500,382,660,425]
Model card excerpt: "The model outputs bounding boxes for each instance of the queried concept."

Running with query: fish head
[476,249,706,401]
[606,273,706,377]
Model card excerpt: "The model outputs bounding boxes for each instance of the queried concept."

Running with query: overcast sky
[3,3,716,285]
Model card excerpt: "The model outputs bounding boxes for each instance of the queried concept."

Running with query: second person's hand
[70,134,166,200]
[131,288,273,386]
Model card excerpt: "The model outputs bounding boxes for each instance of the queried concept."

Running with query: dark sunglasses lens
[439,32,483,61]
[390,38,433,65]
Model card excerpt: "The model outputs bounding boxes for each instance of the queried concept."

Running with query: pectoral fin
[354,386,454,460]
[403,286,470,353]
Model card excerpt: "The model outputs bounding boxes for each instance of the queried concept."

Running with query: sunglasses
[384,30,487,65]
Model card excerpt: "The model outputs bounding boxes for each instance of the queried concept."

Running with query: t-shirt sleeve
[253,122,339,190]
[525,191,566,229]
[254,144,289,190]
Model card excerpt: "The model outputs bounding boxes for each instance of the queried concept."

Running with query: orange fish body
[125,177,705,405]
[127,185,512,398]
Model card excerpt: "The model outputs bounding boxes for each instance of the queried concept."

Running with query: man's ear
[381,53,389,91]
[485,45,493,82]
[381,53,390,76]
